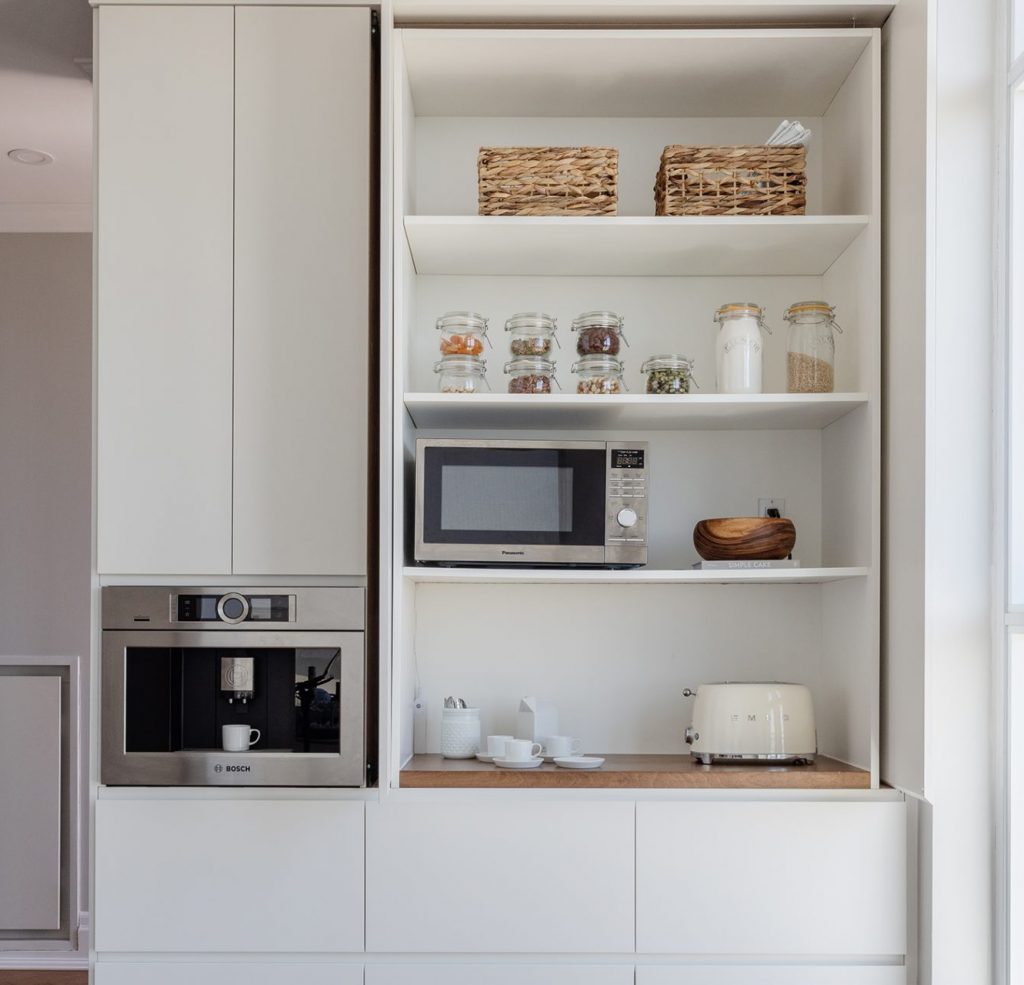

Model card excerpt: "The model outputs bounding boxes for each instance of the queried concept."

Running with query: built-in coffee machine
[101,586,366,786]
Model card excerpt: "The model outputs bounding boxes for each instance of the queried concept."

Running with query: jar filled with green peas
[641,354,696,394]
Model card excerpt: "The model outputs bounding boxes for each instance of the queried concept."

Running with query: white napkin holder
[517,696,558,743]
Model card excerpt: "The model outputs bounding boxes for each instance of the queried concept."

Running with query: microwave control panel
[606,442,648,567]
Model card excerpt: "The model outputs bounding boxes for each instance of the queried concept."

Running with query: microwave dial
[616,507,639,528]
[216,593,250,624]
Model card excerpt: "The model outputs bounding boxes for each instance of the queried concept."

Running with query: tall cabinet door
[233,7,371,576]
[97,6,234,575]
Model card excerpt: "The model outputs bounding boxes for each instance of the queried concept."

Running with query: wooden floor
[0,973,87,985]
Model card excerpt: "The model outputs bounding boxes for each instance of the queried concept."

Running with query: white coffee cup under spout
[684,682,817,765]
[222,724,260,752]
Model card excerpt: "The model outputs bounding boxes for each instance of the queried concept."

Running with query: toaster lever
[682,688,697,698]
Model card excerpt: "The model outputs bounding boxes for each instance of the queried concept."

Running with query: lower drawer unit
[636,967,906,984]
[94,962,364,985]
[366,965,634,985]
[636,801,907,956]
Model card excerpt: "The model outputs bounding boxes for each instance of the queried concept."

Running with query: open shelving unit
[389,26,881,790]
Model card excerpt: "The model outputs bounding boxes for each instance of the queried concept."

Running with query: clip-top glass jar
[434,355,489,394]
[505,312,559,357]
[436,311,489,356]
[572,355,626,394]
[713,302,771,394]
[784,301,841,393]
[572,310,628,356]
[641,354,696,394]
[505,356,558,394]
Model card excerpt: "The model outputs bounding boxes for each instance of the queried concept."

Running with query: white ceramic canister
[713,302,771,394]
[440,707,481,759]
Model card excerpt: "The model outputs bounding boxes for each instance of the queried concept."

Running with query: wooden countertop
[400,754,870,789]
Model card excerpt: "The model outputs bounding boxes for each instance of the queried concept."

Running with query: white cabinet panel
[637,967,906,985]
[366,801,634,953]
[233,6,370,576]
[97,6,233,575]
[95,963,363,985]
[367,966,633,985]
[95,800,364,952]
[0,676,61,930]
[636,802,906,956]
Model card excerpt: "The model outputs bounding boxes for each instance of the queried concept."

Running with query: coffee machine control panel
[176,593,294,624]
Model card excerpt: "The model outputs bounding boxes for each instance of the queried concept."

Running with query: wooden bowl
[693,517,796,561]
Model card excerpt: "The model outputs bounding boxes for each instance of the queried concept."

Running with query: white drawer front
[637,967,906,984]
[95,800,364,952]
[636,802,906,955]
[95,962,363,985]
[366,801,634,953]
[367,965,633,985]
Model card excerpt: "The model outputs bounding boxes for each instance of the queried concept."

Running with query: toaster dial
[684,727,699,744]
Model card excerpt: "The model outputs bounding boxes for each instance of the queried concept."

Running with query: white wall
[0,232,92,948]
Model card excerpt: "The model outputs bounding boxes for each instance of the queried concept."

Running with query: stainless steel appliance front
[101,586,366,786]
[414,438,648,568]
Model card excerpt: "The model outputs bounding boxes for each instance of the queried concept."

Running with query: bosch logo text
[214,764,251,773]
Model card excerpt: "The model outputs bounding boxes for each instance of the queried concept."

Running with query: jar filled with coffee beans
[572,355,626,394]
[641,354,696,394]
[436,311,490,356]
[434,355,489,394]
[505,356,558,394]
[505,312,559,357]
[572,310,628,356]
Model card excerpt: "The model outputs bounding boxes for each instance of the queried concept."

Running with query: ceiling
[0,0,93,232]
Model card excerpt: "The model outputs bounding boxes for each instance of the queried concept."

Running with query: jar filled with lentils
[641,354,696,394]
[434,355,489,394]
[572,310,628,356]
[436,311,489,356]
[505,312,559,357]
[505,356,558,394]
[572,355,626,394]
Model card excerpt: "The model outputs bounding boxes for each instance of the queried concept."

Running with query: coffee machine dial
[216,593,250,624]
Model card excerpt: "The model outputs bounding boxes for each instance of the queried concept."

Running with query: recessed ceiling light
[7,149,55,166]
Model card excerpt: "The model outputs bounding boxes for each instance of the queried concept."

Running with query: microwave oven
[414,438,648,568]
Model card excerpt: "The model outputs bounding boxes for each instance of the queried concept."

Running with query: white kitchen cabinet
[97,4,372,577]
[637,967,906,984]
[365,801,634,953]
[636,802,906,956]
[367,966,633,985]
[94,800,364,952]
[96,6,234,575]
[95,963,363,985]
[232,6,370,576]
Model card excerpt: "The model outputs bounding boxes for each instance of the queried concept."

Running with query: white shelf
[404,215,870,278]
[404,392,869,431]
[404,566,870,585]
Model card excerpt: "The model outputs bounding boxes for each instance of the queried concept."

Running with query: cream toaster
[683,682,817,764]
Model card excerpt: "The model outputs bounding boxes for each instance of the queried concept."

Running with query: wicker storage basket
[478,146,618,217]
[655,145,806,216]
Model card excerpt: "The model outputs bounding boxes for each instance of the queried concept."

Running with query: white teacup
[503,738,543,762]
[222,724,260,752]
[486,734,514,757]
[544,735,583,758]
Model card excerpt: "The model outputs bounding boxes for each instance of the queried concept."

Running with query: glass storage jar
[713,302,770,394]
[572,355,626,394]
[434,355,489,394]
[641,354,696,394]
[505,312,559,357]
[436,311,489,356]
[505,356,558,394]
[572,310,628,356]
[784,301,841,393]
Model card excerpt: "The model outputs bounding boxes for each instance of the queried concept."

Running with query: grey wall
[0,232,91,935]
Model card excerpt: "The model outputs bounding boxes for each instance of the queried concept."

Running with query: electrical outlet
[758,497,786,517]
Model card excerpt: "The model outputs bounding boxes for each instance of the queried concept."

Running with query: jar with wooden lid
[434,355,489,394]
[572,355,626,394]
[572,310,628,356]
[505,312,560,357]
[505,356,559,394]
[784,301,841,393]
[436,311,489,356]
[713,302,770,394]
[641,354,696,394]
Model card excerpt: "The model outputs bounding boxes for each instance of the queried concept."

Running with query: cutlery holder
[440,707,481,759]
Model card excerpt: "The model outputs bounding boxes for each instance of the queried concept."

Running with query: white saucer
[543,752,583,762]
[554,756,605,770]
[492,756,544,769]
[476,752,497,763]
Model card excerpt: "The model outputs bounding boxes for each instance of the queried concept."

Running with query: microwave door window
[423,446,606,546]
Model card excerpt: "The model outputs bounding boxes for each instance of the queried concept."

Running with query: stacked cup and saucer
[543,734,605,770]
[480,735,544,769]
